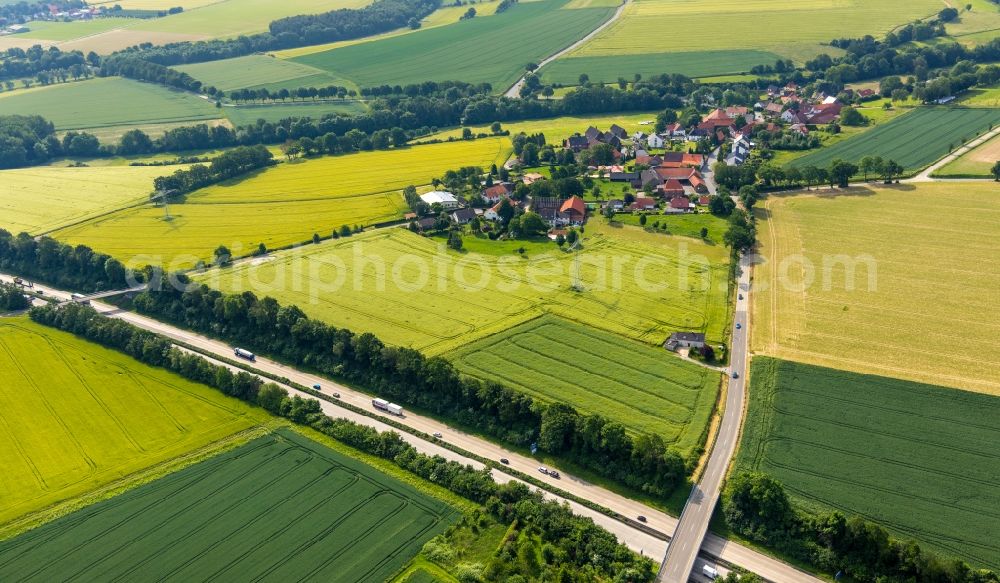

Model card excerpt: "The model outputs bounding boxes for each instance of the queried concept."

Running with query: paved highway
[658,253,752,582]
[3,273,822,582]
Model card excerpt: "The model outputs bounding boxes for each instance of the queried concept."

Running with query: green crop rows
[790,107,1000,172]
[543,50,780,85]
[291,0,613,89]
[452,315,721,459]
[0,429,458,582]
[735,357,1000,569]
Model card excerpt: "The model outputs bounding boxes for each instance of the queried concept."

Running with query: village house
[662,122,687,141]
[531,196,586,226]
[608,124,627,139]
[725,135,752,166]
[604,199,625,212]
[564,134,590,152]
[420,190,459,209]
[522,172,544,185]
[450,207,477,225]
[665,196,693,214]
[559,195,587,225]
[628,197,658,212]
[666,332,706,350]
[481,182,513,204]
[414,216,438,231]
[647,133,665,148]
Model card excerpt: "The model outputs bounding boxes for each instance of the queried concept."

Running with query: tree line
[28,301,655,581]
[151,144,274,196]
[0,45,94,83]
[723,472,998,583]
[0,230,691,498]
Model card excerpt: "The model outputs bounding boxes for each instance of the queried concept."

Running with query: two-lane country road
[658,252,753,582]
[2,272,822,582]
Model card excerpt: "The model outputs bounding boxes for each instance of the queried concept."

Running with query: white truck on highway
[372,398,403,416]
[702,564,719,579]
[233,347,255,361]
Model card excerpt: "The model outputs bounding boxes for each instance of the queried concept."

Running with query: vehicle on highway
[36,289,43,295]
[332,392,340,398]
[702,564,719,579]
[312,384,321,390]
[432,432,442,438]
[732,371,739,379]
[372,398,404,416]
[234,347,255,361]
[637,515,647,523]
[70,293,90,305]
[738,293,743,300]
[538,466,548,475]
[499,458,509,465]
[735,322,742,329]
[549,471,560,479]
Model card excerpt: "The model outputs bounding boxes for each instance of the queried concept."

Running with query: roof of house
[451,207,477,221]
[585,126,601,140]
[698,196,711,205]
[420,190,457,205]
[682,153,704,167]
[655,167,696,180]
[663,122,685,133]
[689,174,706,189]
[609,124,627,138]
[670,332,705,342]
[764,102,783,114]
[415,217,437,229]
[559,195,586,216]
[669,196,690,209]
[565,135,589,149]
[483,183,511,198]
[532,196,562,211]
[630,197,657,210]
[662,179,685,194]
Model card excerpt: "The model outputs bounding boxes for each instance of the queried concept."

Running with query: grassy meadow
[196,221,731,353]
[790,107,1000,172]
[130,0,371,37]
[934,132,1000,177]
[0,318,269,529]
[0,165,170,234]
[736,357,1000,569]
[752,183,1000,394]
[543,50,780,85]
[0,429,458,582]
[0,77,220,131]
[16,18,135,41]
[557,0,940,69]
[222,100,367,126]
[292,0,613,89]
[419,111,658,143]
[452,315,721,459]
[611,212,728,244]
[173,54,351,92]
[53,139,508,267]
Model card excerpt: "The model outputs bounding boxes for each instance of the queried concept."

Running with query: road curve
[907,123,1000,182]
[658,253,752,582]
[3,272,822,582]
[503,0,629,98]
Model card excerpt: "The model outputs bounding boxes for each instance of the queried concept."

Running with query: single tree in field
[213,245,231,266]
[700,226,709,239]
[639,214,647,226]
[447,231,463,251]
[881,159,903,183]
[991,160,1000,181]
[829,159,858,188]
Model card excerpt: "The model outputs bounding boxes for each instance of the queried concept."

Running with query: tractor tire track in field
[45,337,146,454]
[0,335,98,476]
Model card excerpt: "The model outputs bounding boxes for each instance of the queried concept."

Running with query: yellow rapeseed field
[752,183,1000,395]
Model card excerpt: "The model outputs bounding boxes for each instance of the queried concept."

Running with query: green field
[0,429,458,582]
[543,50,780,85]
[934,131,1000,177]
[452,315,720,458]
[196,220,731,354]
[611,212,728,244]
[752,183,1000,395]
[16,18,135,41]
[174,54,350,92]
[53,139,508,267]
[292,0,614,89]
[0,77,220,131]
[420,111,658,143]
[790,107,1000,172]
[560,0,940,65]
[0,165,171,234]
[222,100,368,126]
[0,318,269,528]
[130,0,371,37]
[735,357,1000,569]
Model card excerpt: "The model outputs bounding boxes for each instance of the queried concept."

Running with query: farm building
[666,332,706,350]
[421,191,458,209]
[451,207,477,224]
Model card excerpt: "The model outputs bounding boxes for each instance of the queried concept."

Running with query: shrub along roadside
[28,302,655,581]
[722,472,999,583]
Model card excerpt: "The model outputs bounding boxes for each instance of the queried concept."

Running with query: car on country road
[549,471,560,479]
[312,384,321,390]
[331,392,340,398]
[538,466,549,475]
[735,322,742,329]
[738,293,743,300]
[500,458,509,464]
[732,371,739,379]
[637,515,647,523]
[432,432,442,438]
